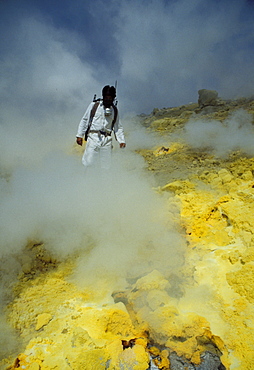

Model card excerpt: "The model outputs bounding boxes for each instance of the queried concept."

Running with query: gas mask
[104,107,112,116]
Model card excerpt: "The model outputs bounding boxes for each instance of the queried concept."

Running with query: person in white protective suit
[76,85,126,169]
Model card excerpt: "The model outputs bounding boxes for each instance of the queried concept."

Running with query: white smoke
[0,113,185,357]
[183,109,254,156]
[0,134,185,278]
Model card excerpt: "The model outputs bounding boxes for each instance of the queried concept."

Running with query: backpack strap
[84,101,100,141]
[111,104,118,131]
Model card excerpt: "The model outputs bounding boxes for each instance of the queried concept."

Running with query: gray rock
[169,351,226,370]
[196,352,226,370]
[198,89,219,108]
[169,352,195,370]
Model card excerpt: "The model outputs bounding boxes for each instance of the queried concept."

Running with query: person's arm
[76,102,93,146]
[114,113,126,148]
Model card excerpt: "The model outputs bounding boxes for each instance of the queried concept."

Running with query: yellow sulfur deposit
[1,98,254,370]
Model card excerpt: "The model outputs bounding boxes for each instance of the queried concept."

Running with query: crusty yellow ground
[160,152,254,369]
[1,100,254,370]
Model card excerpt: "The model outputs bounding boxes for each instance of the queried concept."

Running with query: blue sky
[1,0,254,118]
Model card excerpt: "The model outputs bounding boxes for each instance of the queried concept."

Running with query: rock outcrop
[198,89,219,109]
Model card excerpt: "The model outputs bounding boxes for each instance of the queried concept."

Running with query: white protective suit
[76,101,125,169]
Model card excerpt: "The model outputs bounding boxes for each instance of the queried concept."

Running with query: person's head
[102,85,116,108]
